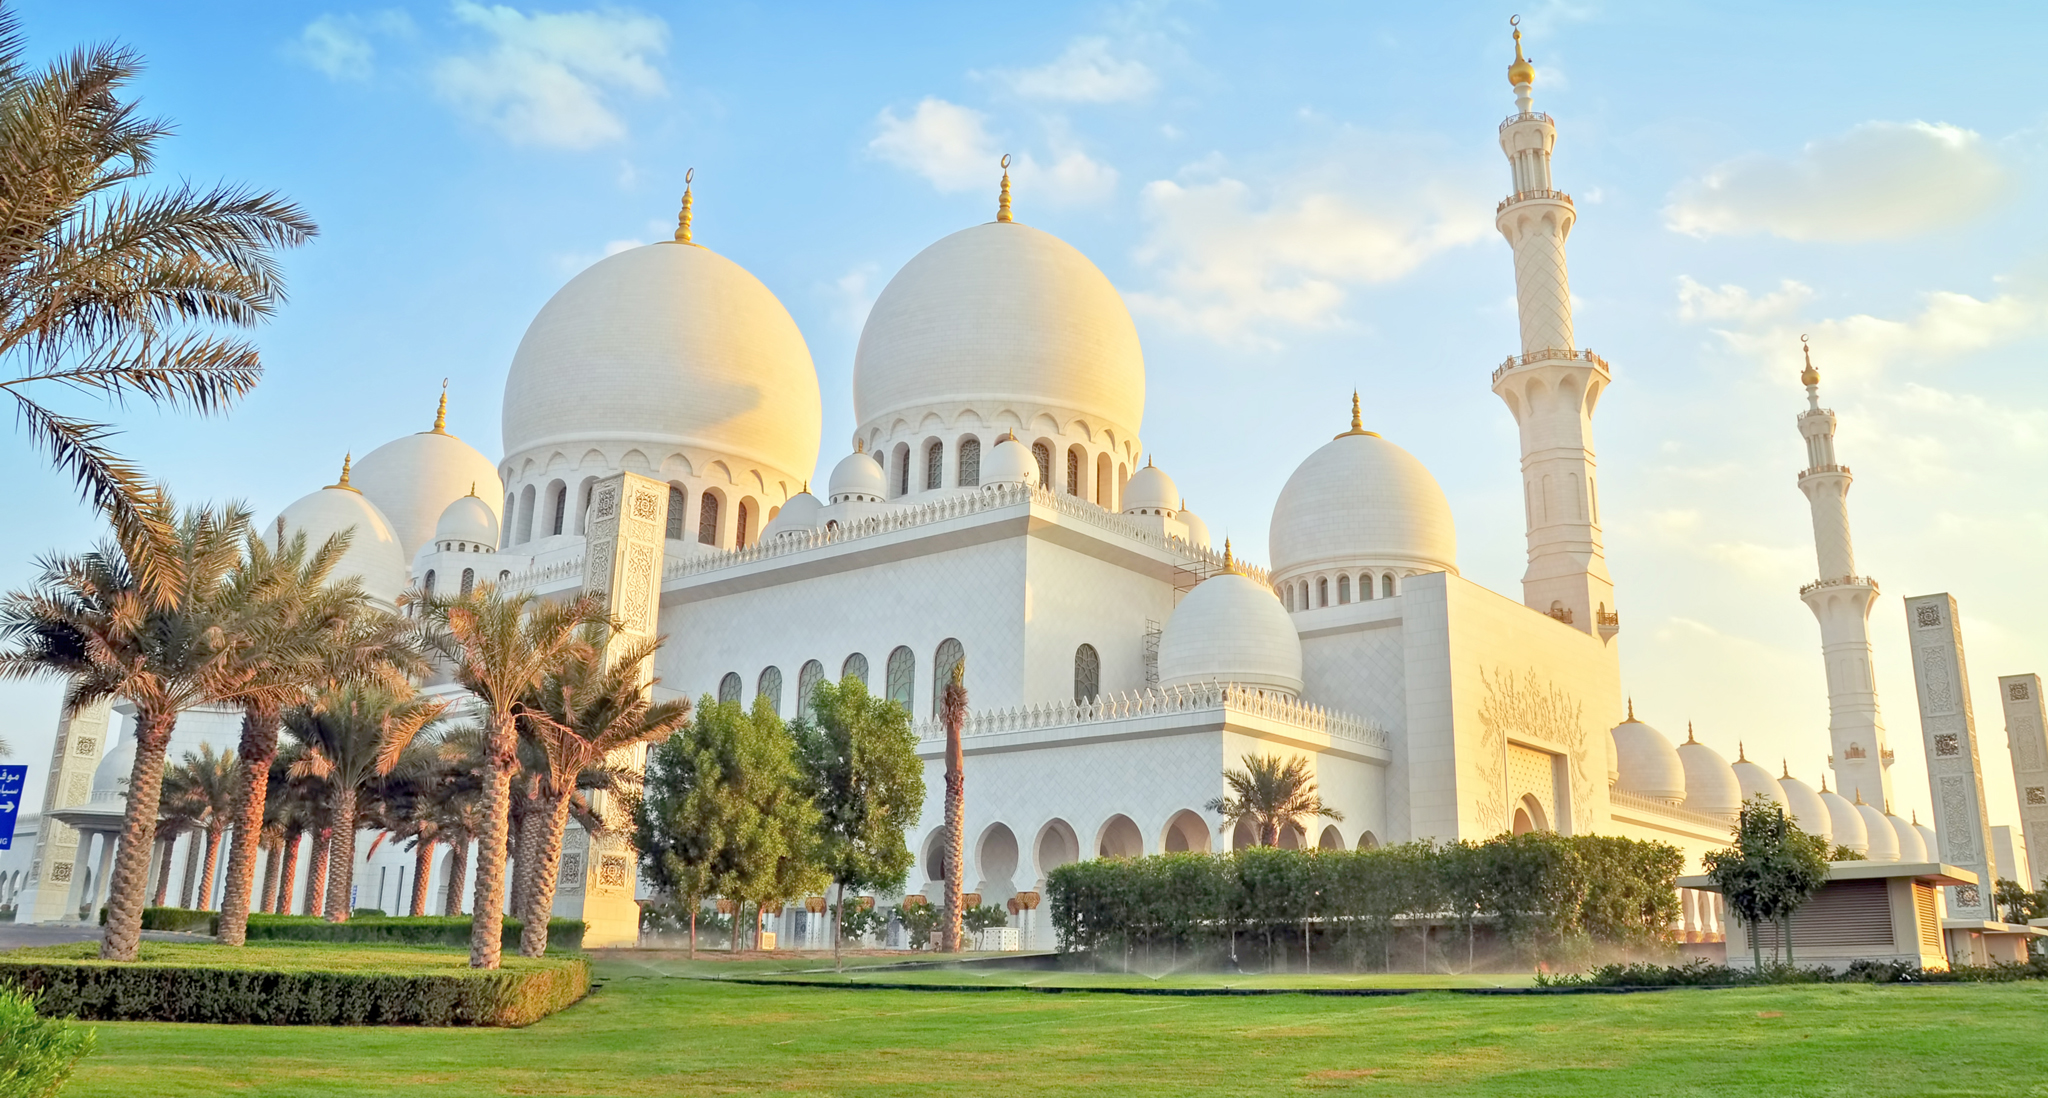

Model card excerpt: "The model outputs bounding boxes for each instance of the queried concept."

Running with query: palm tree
[163,744,237,910]
[1206,753,1344,848]
[939,660,967,953]
[283,681,445,922]
[0,8,315,563]
[0,495,250,959]
[157,765,208,909]
[422,583,607,968]
[515,630,689,955]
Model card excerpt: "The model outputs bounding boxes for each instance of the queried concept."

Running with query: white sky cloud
[290,11,414,81]
[431,2,667,150]
[868,97,1117,204]
[1665,121,2012,241]
[989,37,1157,103]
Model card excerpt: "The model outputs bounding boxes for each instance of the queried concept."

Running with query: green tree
[1704,794,1831,968]
[0,7,314,561]
[798,674,924,969]
[1205,753,1344,847]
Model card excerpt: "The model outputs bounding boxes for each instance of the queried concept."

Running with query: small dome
[88,726,132,804]
[1177,507,1211,549]
[1888,814,1927,862]
[1777,772,1832,840]
[1610,711,1685,804]
[433,492,499,550]
[982,434,1038,486]
[277,468,410,602]
[1818,785,1867,855]
[1268,427,1456,582]
[349,396,504,560]
[762,491,822,539]
[1157,568,1302,697]
[1914,817,1938,860]
[853,221,1144,441]
[1730,748,1789,809]
[827,448,888,503]
[1122,461,1180,515]
[1675,729,1741,818]
[1857,800,1899,862]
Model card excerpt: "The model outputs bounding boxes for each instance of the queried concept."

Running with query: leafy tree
[1205,753,1344,847]
[797,674,924,969]
[0,6,314,560]
[1992,878,2044,925]
[1704,794,1831,968]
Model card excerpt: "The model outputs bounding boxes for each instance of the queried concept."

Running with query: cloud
[432,2,667,150]
[989,37,1156,103]
[1126,168,1490,342]
[868,98,1117,204]
[290,11,413,81]
[1665,121,2012,241]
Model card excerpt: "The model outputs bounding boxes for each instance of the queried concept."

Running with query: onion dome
[1888,812,1927,862]
[1508,24,1536,88]
[432,488,499,553]
[1269,396,1456,583]
[1818,779,1867,855]
[1855,793,1899,862]
[761,490,822,540]
[277,456,410,602]
[852,219,1144,442]
[1729,743,1789,809]
[827,444,888,504]
[349,388,504,560]
[1675,723,1742,819]
[502,219,822,485]
[982,433,1039,486]
[88,727,134,804]
[1609,702,1685,804]
[1913,813,1938,861]
[1776,764,1832,840]
[1177,505,1211,548]
[1122,458,1180,516]
[1157,544,1302,698]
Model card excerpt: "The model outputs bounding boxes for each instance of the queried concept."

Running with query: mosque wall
[1020,535,1179,704]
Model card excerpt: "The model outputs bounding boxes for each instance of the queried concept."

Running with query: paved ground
[0,923,212,950]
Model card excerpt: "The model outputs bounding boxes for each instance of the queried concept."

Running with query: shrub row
[240,914,587,950]
[1539,956,2048,987]
[95,907,216,933]
[1047,834,1683,969]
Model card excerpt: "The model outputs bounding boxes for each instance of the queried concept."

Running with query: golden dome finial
[996,154,1014,223]
[1626,696,1635,722]
[1334,389,1380,438]
[432,379,448,434]
[1782,759,1791,779]
[1221,538,1235,573]
[854,437,866,454]
[329,452,358,493]
[1800,334,1819,388]
[1685,721,1697,745]
[1854,786,1866,805]
[1508,16,1535,89]
[1820,774,1830,794]
[467,481,477,497]
[674,168,695,245]
[1737,740,1747,763]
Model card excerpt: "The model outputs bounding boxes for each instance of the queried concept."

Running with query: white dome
[1777,773,1832,840]
[1178,507,1211,549]
[1888,814,1927,862]
[1157,571,1302,697]
[1268,428,1456,581]
[1914,818,1939,860]
[277,474,410,602]
[349,404,503,560]
[1610,715,1685,804]
[1675,731,1742,818]
[762,491,822,539]
[502,240,821,482]
[1857,800,1900,862]
[1818,786,1867,854]
[853,221,1144,439]
[1122,461,1180,515]
[1730,750,1789,809]
[89,726,133,804]
[433,492,499,551]
[827,449,888,503]
[982,434,1038,486]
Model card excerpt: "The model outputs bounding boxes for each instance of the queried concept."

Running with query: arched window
[957,436,980,487]
[498,570,511,582]
[894,444,910,497]
[717,673,742,705]
[550,483,568,536]
[735,501,751,549]
[841,652,869,686]
[1317,577,1328,607]
[1283,585,1293,612]
[665,486,686,540]
[698,492,719,545]
[885,646,915,709]
[931,637,964,719]
[1073,644,1100,703]
[421,570,436,606]
[1337,574,1350,604]
[1382,573,1395,598]
[796,660,824,718]
[1032,442,1052,488]
[925,441,944,490]
[1065,447,1081,496]
[1360,573,1374,600]
[757,666,783,716]
[516,485,536,544]
[502,494,515,548]
[1096,452,1112,507]
[459,568,475,597]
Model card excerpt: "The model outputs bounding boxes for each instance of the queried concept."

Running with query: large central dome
[853,221,1144,437]
[501,241,821,482]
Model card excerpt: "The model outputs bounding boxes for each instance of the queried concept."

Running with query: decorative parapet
[1492,346,1610,385]
[499,554,586,591]
[1495,188,1573,216]
[1606,789,1736,833]
[1498,111,1553,131]
[1800,574,1880,597]
[913,682,1387,751]
[1797,463,1852,479]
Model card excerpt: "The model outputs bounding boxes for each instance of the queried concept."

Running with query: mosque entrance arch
[1512,794,1548,835]
[1231,818,1257,851]
[1095,815,1142,859]
[1277,822,1306,849]
[1160,810,1211,854]
[1317,825,1344,850]
[1034,819,1079,884]
[975,823,1019,903]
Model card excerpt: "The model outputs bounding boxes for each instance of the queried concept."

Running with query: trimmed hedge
[0,943,590,1026]
[240,914,586,950]
[95,907,215,933]
[1540,956,2048,987]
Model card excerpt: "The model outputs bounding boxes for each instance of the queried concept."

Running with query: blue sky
[7,2,2047,843]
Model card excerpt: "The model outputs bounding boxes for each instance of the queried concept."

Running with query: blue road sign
[0,765,25,850]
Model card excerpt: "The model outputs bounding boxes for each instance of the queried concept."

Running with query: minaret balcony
[1799,574,1879,597]
[1797,463,1851,481]
[1492,346,1610,386]
[1496,189,1573,216]
[1499,111,1553,131]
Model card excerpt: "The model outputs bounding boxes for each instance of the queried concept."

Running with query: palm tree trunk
[469,714,519,969]
[325,785,358,922]
[258,839,280,914]
[510,802,542,922]
[941,672,966,954]
[199,826,223,911]
[179,830,201,909]
[150,834,175,907]
[305,826,331,916]
[410,838,436,917]
[519,790,576,957]
[273,828,301,915]
[217,704,282,945]
[101,709,176,961]
[443,838,469,916]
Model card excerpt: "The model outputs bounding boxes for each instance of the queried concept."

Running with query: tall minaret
[1796,340,1892,806]
[1490,21,1617,640]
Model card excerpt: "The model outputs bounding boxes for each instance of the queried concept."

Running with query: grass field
[43,951,2048,1097]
